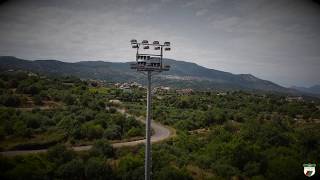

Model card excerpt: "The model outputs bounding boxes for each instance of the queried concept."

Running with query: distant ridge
[291,85,320,95]
[0,56,296,93]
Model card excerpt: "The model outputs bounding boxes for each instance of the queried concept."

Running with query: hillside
[291,85,320,95]
[0,56,293,92]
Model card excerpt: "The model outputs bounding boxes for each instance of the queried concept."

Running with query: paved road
[0,109,173,156]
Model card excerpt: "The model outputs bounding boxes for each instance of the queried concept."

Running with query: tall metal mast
[130,39,171,180]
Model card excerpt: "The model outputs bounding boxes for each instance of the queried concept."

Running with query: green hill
[0,56,294,92]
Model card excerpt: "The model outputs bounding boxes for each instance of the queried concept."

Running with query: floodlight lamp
[131,39,137,44]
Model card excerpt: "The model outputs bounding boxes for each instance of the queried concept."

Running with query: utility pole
[130,39,171,180]
[146,70,151,180]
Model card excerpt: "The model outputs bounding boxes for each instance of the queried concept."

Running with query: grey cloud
[0,0,319,87]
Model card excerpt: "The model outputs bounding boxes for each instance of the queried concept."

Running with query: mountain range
[291,85,320,95]
[0,56,301,94]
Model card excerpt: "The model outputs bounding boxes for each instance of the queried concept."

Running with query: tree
[18,83,41,95]
[81,123,104,140]
[33,95,43,106]
[117,154,144,180]
[63,95,76,105]
[243,161,261,177]
[29,85,40,95]
[211,163,240,178]
[58,116,81,139]
[90,140,114,158]
[56,158,84,179]
[154,166,192,180]
[8,79,18,88]
[125,127,143,138]
[265,156,302,180]
[177,98,190,109]
[13,121,31,137]
[47,144,74,165]
[85,157,113,179]
[23,113,41,129]
[0,94,21,107]
[0,126,5,140]
[103,125,121,140]
[4,155,52,180]
[0,79,5,88]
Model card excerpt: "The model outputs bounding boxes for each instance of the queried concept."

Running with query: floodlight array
[130,39,171,51]
[131,39,137,44]
[137,55,151,60]
[164,42,170,46]
[130,39,171,72]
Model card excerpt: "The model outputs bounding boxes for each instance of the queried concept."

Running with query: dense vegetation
[1,71,320,179]
[0,72,144,150]
[123,91,320,179]
[125,91,320,130]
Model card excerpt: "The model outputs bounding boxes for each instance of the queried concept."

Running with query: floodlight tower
[130,39,171,180]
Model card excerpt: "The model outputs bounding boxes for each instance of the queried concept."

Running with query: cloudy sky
[0,0,319,87]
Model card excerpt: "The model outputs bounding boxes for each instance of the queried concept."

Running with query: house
[286,96,304,102]
[217,92,227,96]
[176,88,193,95]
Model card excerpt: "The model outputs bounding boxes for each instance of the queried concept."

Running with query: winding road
[0,108,174,157]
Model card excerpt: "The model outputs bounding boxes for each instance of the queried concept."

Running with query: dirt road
[0,109,174,156]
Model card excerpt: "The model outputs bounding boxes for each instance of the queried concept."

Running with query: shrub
[47,144,74,165]
[125,127,143,138]
[0,94,21,107]
[90,140,114,158]
[85,157,113,179]
[103,125,121,140]
[117,154,144,180]
[154,166,192,180]
[33,95,43,106]
[56,158,84,179]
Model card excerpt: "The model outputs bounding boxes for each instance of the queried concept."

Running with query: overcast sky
[0,0,319,87]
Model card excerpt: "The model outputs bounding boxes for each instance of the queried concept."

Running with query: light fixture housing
[131,39,137,44]
[130,38,171,72]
